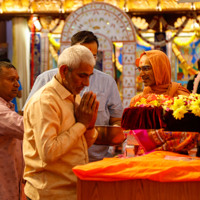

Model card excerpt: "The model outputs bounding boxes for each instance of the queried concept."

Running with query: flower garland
[172,43,198,76]
[130,93,200,120]
[133,16,176,32]
[173,33,196,46]
[49,44,58,62]
[48,33,60,49]
[136,35,151,47]
[133,15,189,47]
[31,16,62,33]
[47,33,60,63]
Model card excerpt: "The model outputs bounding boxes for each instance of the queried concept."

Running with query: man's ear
[59,65,68,79]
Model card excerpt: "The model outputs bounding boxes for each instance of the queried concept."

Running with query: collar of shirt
[52,76,73,100]
[0,97,15,110]
[52,76,81,104]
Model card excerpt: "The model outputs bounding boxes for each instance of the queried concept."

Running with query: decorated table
[73,94,200,200]
[122,94,200,156]
[73,151,200,200]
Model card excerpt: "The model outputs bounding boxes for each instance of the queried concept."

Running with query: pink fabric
[132,129,198,154]
[0,97,24,200]
[133,130,157,152]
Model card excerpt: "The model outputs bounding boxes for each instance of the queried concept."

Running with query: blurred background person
[0,58,23,113]
[0,61,24,200]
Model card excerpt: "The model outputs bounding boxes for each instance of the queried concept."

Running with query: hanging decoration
[134,16,176,32]
[136,35,151,47]
[34,16,62,33]
[172,43,198,76]
[113,43,123,73]
[49,44,59,62]
[30,31,41,87]
[40,33,49,72]
[28,0,64,15]
[134,16,189,47]
[48,33,60,49]
[30,16,35,88]
[173,33,196,46]
[136,43,152,51]
[48,33,60,65]
[190,39,200,64]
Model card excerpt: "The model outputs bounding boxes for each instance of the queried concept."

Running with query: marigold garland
[173,33,196,46]
[48,33,60,49]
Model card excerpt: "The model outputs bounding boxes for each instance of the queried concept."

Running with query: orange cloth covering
[73,151,200,182]
[131,50,190,105]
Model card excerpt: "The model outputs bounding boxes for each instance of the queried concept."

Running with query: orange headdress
[134,50,189,99]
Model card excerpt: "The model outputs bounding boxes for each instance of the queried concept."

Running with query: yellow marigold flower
[171,98,185,111]
[135,98,147,106]
[140,98,147,103]
[172,106,187,120]
[162,99,173,110]
[190,99,200,107]
[149,100,159,106]
[190,105,200,117]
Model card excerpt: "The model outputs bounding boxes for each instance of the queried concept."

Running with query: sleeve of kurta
[0,104,24,139]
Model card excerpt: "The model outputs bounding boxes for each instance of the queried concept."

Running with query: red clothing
[0,97,24,200]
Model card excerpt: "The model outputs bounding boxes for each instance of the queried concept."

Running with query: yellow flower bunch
[170,94,200,120]
[132,93,200,120]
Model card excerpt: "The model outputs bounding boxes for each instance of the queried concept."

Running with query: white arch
[60,2,136,107]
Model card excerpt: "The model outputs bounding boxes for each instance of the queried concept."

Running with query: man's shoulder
[33,78,67,101]
[0,97,15,112]
[94,69,110,76]
[25,80,55,107]
[93,69,114,81]
[37,68,58,79]
[0,97,7,107]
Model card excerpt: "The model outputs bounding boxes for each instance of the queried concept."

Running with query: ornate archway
[60,2,136,107]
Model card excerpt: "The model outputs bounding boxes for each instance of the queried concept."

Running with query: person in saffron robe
[130,50,190,106]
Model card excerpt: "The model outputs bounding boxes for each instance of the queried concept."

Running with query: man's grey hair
[57,45,95,70]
